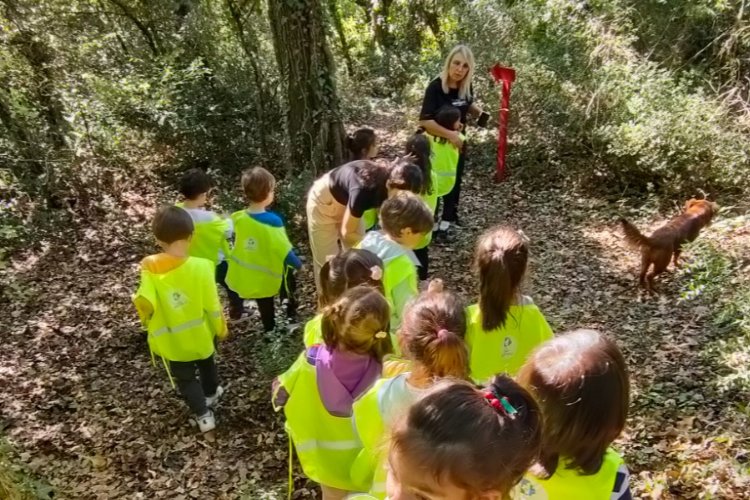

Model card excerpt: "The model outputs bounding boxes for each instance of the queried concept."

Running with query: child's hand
[427,279,444,294]
[217,327,229,341]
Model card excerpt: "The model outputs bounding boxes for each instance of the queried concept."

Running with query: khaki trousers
[306,174,346,293]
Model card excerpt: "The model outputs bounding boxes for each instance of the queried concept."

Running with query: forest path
[1,115,748,499]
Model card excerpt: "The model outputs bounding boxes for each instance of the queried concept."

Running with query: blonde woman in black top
[419,45,487,234]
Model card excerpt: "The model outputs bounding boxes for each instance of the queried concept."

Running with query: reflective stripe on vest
[295,439,361,452]
[151,317,206,338]
[230,254,283,279]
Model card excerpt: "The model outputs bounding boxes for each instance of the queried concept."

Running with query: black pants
[169,354,218,416]
[215,261,244,311]
[441,150,466,222]
[414,246,429,281]
[256,267,298,332]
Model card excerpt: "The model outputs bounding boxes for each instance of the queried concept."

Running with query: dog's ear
[685,198,699,210]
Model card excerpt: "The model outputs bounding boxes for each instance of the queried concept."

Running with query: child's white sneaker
[194,410,216,433]
[205,386,225,408]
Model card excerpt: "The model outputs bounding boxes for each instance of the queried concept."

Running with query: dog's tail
[619,218,652,249]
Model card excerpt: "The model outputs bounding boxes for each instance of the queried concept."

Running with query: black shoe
[433,229,452,246]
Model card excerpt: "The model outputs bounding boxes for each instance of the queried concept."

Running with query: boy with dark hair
[357,191,434,331]
[226,167,301,333]
[133,205,228,433]
[177,168,243,319]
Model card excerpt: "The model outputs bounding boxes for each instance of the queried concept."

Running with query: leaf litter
[1,123,749,499]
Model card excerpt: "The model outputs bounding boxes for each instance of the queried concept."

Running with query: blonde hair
[321,285,393,361]
[440,45,475,100]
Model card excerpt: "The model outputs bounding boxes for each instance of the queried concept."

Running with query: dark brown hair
[319,249,385,308]
[474,225,529,331]
[387,160,423,194]
[178,168,213,200]
[321,285,393,361]
[152,205,194,244]
[434,105,462,132]
[405,132,433,195]
[350,160,390,191]
[390,376,542,497]
[379,192,434,239]
[400,289,468,379]
[517,329,630,477]
[241,167,275,203]
[346,127,377,161]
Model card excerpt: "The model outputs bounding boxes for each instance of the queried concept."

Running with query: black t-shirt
[328,161,388,218]
[419,77,474,124]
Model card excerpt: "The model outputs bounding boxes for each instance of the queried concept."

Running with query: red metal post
[490,64,516,182]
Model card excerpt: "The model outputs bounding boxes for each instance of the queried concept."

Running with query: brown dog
[620,199,718,291]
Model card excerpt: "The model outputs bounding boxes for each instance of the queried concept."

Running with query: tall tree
[268,0,346,174]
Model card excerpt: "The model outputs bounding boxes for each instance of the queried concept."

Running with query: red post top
[491,64,516,84]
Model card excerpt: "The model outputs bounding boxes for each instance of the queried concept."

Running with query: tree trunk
[327,0,355,76]
[268,0,346,174]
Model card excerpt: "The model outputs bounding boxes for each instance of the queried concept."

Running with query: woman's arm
[419,119,463,149]
[341,207,364,248]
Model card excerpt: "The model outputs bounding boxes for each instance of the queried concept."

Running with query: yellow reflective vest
[465,298,553,383]
[356,231,418,335]
[351,375,424,499]
[415,171,439,250]
[429,134,464,197]
[226,210,292,299]
[514,448,626,499]
[133,256,225,362]
[177,203,231,265]
[274,349,369,491]
[303,313,323,348]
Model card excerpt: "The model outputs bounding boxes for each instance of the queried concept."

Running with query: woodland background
[1,0,750,498]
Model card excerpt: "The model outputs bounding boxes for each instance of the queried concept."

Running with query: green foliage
[677,215,750,392]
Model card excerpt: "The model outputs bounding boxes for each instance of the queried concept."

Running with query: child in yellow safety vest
[132,206,228,433]
[351,280,469,499]
[357,192,433,334]
[176,168,243,319]
[272,286,393,500]
[466,225,553,383]
[404,132,438,282]
[515,330,633,500]
[430,105,465,237]
[226,167,302,332]
[304,249,385,348]
[384,377,542,499]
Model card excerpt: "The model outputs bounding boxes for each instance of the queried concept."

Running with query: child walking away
[429,105,465,238]
[304,249,385,347]
[176,168,243,320]
[466,225,553,382]
[357,192,434,333]
[273,286,392,500]
[515,330,632,500]
[385,376,542,499]
[133,206,228,433]
[351,281,468,499]
[347,127,379,162]
[226,167,302,332]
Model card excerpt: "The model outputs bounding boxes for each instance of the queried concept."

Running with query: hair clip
[375,331,388,339]
[483,391,518,419]
[370,266,383,281]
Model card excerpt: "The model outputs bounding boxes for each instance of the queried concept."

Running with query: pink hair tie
[437,329,450,341]
[370,266,383,281]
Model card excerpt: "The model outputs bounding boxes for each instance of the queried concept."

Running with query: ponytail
[474,226,529,331]
[405,132,433,195]
[401,289,469,379]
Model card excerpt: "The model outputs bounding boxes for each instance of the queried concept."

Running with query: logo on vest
[502,336,517,358]
[244,237,258,251]
[168,290,188,309]
[514,478,545,499]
